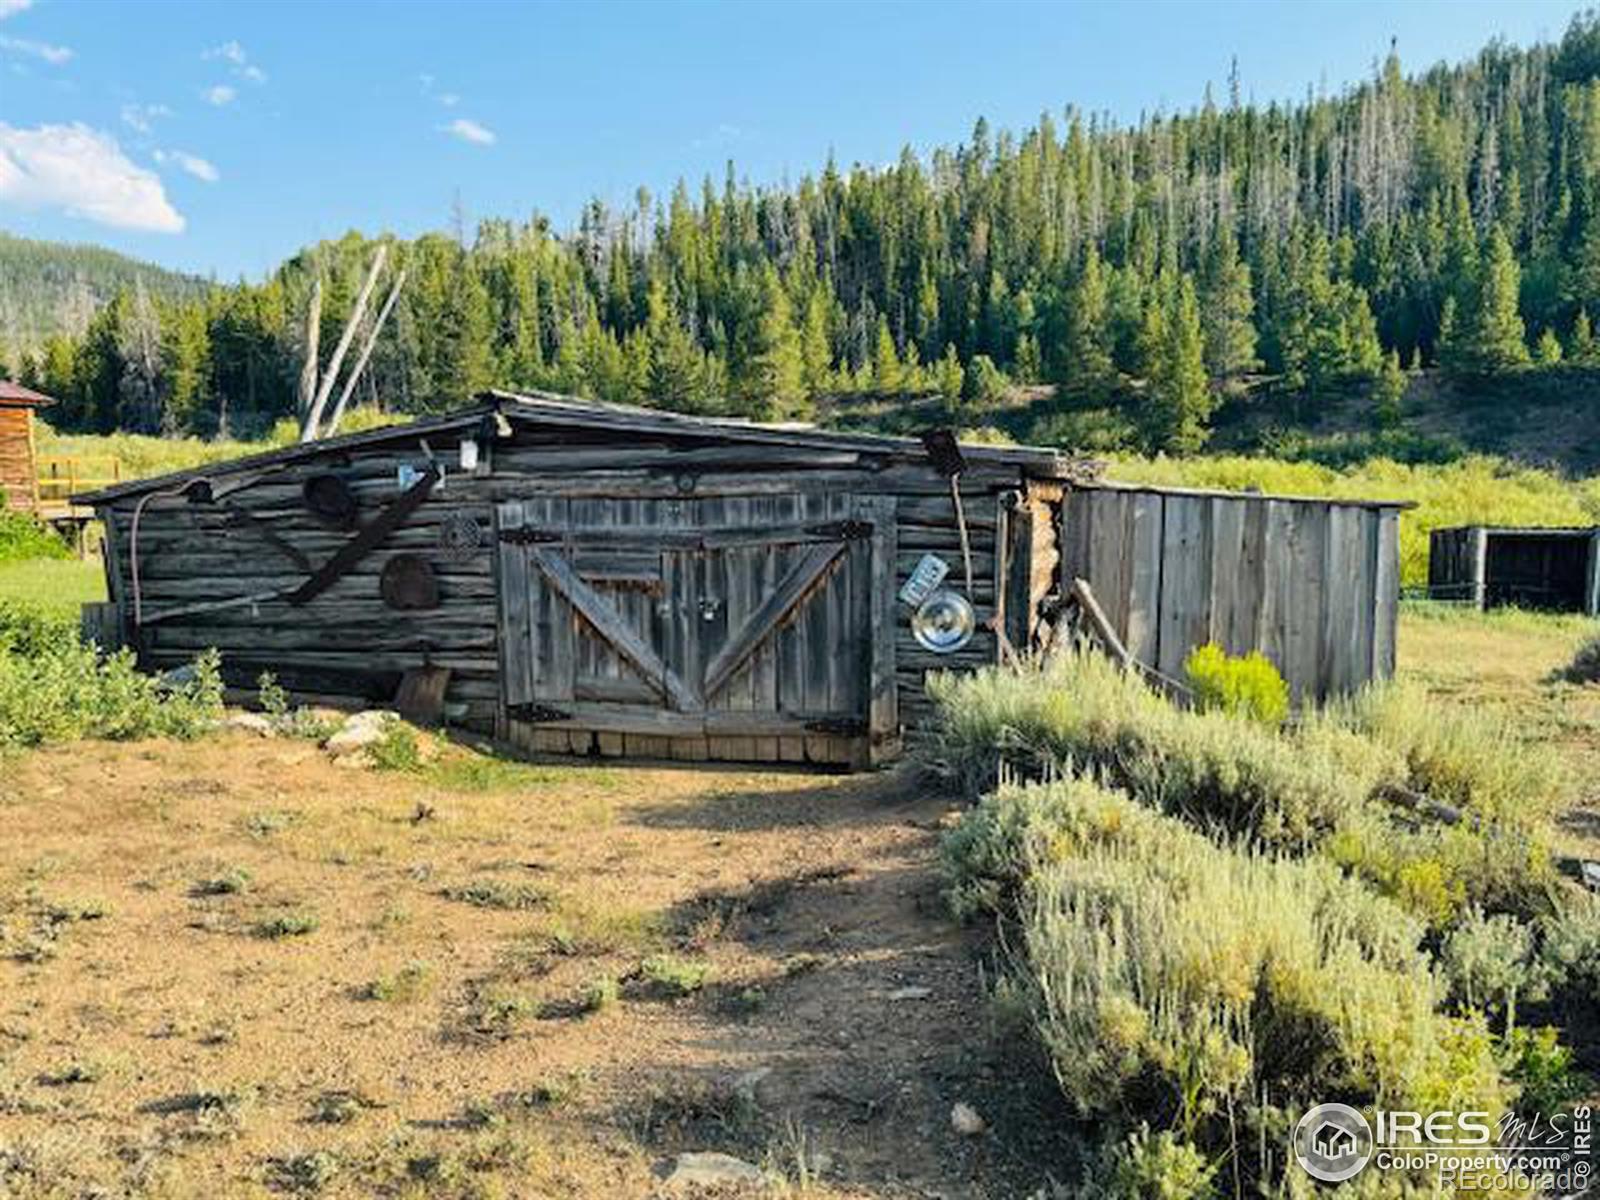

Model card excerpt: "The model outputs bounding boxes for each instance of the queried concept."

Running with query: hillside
[11,12,1600,458]
[0,232,208,353]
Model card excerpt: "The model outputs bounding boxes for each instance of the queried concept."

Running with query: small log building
[0,380,52,513]
[79,392,1406,766]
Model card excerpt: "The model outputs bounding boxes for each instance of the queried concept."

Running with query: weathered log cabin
[0,380,52,513]
[1429,524,1600,615]
[79,392,1405,765]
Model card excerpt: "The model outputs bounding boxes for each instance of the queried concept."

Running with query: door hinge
[507,703,572,723]
[498,527,563,545]
[806,518,873,541]
[803,716,868,737]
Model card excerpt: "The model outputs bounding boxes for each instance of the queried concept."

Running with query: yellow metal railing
[36,456,122,504]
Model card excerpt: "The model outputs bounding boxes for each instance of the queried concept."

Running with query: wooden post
[1470,525,1489,610]
[1587,529,1600,618]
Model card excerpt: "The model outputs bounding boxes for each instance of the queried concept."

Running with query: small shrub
[442,880,549,912]
[252,911,319,939]
[257,671,290,721]
[1441,908,1546,1030]
[0,643,223,752]
[0,509,70,566]
[268,1150,340,1193]
[309,1091,370,1125]
[1505,1026,1590,1114]
[944,779,1510,1191]
[191,869,251,897]
[580,973,620,1014]
[369,724,422,772]
[1563,634,1600,684]
[360,961,432,1003]
[641,954,712,997]
[1088,1126,1218,1200]
[1183,643,1289,725]
[0,599,75,657]
[244,809,298,838]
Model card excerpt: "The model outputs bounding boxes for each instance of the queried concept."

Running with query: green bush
[1564,634,1600,684]
[946,779,1509,1192]
[0,598,76,657]
[1441,908,1545,1030]
[1319,683,1568,825]
[0,641,223,751]
[926,652,1377,848]
[0,506,70,565]
[926,655,1557,925]
[1182,643,1289,725]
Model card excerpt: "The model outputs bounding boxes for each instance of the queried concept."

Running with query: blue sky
[0,0,1586,279]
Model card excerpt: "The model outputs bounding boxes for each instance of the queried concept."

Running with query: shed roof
[1432,523,1598,536]
[0,380,54,407]
[76,389,1099,504]
[1085,478,1417,511]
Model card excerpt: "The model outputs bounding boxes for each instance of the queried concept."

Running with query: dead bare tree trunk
[325,270,407,436]
[301,245,388,442]
[297,278,323,428]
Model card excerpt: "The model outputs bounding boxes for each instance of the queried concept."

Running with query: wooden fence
[1059,485,1402,703]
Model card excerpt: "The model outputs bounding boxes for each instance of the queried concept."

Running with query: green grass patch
[0,559,105,620]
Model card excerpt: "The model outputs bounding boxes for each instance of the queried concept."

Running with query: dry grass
[0,734,1040,1198]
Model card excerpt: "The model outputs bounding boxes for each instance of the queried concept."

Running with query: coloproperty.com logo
[1293,1102,1593,1190]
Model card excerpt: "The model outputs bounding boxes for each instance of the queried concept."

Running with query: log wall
[0,406,37,512]
[96,422,1042,747]
[1059,486,1401,703]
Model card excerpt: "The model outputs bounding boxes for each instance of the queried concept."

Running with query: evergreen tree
[1534,327,1563,366]
[1147,275,1212,452]
[739,265,806,419]
[1572,308,1598,364]
[1373,349,1407,428]
[1059,246,1114,398]
[1200,225,1258,383]
[1460,226,1530,373]
[643,279,704,412]
[871,315,903,396]
[799,290,833,396]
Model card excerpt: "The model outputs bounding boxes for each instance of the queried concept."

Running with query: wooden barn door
[496,494,896,766]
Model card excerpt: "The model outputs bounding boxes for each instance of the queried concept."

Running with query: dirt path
[0,733,1071,1199]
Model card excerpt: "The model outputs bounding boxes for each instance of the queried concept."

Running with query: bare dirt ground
[0,736,1073,1199]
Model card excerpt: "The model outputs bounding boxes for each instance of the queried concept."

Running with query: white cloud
[0,0,34,20]
[154,148,217,183]
[203,39,266,84]
[0,34,72,64]
[0,122,184,232]
[442,118,495,145]
[203,84,236,106]
[438,92,459,107]
[120,102,172,135]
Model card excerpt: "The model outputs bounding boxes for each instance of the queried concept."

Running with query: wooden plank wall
[98,423,1037,749]
[0,407,37,512]
[1589,531,1600,617]
[1059,488,1400,703]
[1428,526,1481,605]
